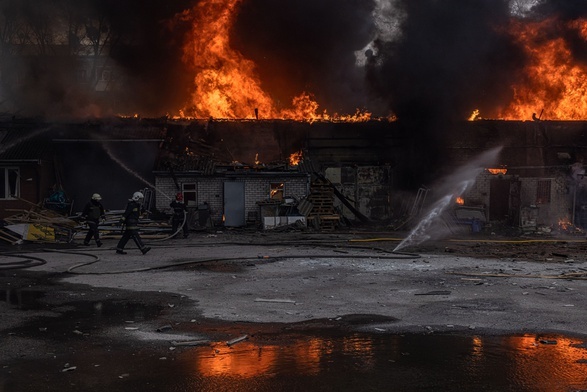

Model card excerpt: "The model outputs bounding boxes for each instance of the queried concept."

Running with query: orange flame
[558,218,571,231]
[487,168,508,175]
[289,150,303,166]
[557,217,584,234]
[500,18,587,120]
[455,197,465,205]
[468,109,480,121]
[178,0,377,122]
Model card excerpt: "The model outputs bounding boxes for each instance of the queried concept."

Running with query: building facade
[154,171,310,228]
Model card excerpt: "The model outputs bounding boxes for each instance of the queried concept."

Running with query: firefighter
[81,193,106,247]
[170,192,189,238]
[116,191,151,255]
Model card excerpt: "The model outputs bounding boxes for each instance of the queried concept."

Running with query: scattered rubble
[0,198,173,245]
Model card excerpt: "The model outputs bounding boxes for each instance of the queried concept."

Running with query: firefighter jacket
[170,200,187,218]
[119,200,143,229]
[81,200,105,222]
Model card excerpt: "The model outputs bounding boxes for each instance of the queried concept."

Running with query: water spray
[101,143,172,201]
[394,146,503,252]
[101,143,190,243]
[0,126,53,155]
[394,182,472,252]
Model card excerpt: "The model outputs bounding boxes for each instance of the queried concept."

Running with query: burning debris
[557,218,585,235]
[289,150,303,167]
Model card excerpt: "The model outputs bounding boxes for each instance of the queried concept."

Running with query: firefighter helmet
[175,192,183,201]
[132,191,144,201]
[91,193,102,201]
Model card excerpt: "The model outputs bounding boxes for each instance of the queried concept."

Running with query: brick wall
[155,174,309,225]
[521,174,569,225]
[465,171,491,207]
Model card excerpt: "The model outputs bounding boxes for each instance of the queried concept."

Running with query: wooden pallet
[316,215,340,231]
[306,179,339,230]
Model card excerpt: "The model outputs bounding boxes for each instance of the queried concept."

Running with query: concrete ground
[1,229,587,363]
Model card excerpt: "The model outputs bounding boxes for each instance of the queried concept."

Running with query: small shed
[154,164,310,228]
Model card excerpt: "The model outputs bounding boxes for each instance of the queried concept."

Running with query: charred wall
[5,117,587,223]
[440,120,587,172]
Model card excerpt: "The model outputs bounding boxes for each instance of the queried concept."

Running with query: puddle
[0,289,45,309]
[2,328,587,391]
[2,292,587,391]
[171,333,587,391]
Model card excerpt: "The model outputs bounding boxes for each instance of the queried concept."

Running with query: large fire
[177,0,376,122]
[497,17,587,121]
[177,1,587,122]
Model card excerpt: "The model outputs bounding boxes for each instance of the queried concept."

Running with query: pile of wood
[4,208,77,229]
[1,201,78,244]
[307,178,340,231]
[0,227,23,244]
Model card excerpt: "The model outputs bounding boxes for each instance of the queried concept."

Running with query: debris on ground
[2,198,78,244]
[226,335,248,346]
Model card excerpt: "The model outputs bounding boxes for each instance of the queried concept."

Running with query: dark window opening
[182,183,197,207]
[0,167,19,199]
[270,182,284,201]
[536,180,551,204]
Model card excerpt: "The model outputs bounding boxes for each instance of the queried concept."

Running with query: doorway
[489,178,511,221]
[223,182,245,227]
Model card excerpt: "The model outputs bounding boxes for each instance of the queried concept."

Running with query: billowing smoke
[231,0,381,115]
[0,0,193,119]
[366,0,518,122]
[3,0,587,122]
[233,0,587,122]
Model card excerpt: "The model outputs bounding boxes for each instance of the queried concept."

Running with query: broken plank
[254,298,296,304]
[227,335,248,346]
[415,290,452,296]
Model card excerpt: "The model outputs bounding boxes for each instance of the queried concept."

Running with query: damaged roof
[0,128,55,163]
[0,118,167,163]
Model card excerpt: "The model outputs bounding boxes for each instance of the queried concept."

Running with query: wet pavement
[2,295,587,392]
[2,231,587,390]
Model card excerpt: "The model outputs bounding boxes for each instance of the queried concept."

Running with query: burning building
[2,1,587,233]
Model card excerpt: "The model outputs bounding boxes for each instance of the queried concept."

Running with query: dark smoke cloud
[105,0,195,115]
[531,1,587,19]
[232,0,379,115]
[364,0,587,123]
[360,0,517,187]
[0,0,193,119]
[366,0,521,122]
[530,1,587,64]
[4,0,587,122]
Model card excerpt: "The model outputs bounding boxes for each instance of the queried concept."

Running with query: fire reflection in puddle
[169,333,587,391]
[4,313,587,392]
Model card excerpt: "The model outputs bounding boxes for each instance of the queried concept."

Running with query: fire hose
[0,240,420,273]
[0,253,47,270]
[145,211,188,243]
[64,250,420,275]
